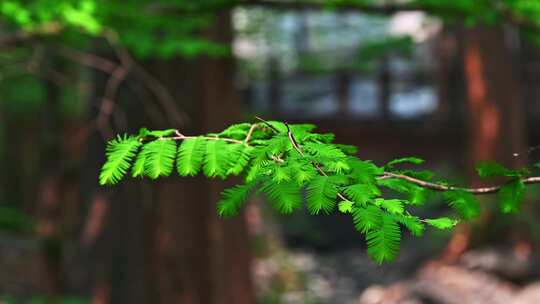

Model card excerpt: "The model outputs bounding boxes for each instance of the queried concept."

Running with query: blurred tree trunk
[434,25,463,125]
[74,10,254,304]
[0,108,3,203]
[442,25,527,262]
[1,117,23,208]
[147,11,254,304]
[36,66,64,296]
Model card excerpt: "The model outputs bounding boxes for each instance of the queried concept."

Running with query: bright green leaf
[425,217,458,230]
[476,161,517,178]
[386,157,424,168]
[99,135,141,185]
[338,200,354,213]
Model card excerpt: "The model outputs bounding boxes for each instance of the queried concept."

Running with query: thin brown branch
[151,121,540,204]
[0,22,62,47]
[255,116,280,133]
[102,28,188,126]
[380,172,540,194]
[285,122,350,201]
[55,46,117,74]
[56,43,188,130]
[101,28,188,126]
[95,65,130,138]
[131,64,189,126]
[163,133,245,144]
[284,122,540,199]
[55,32,188,129]
[22,50,70,86]
[244,123,259,144]
[102,29,134,67]
[27,67,70,87]
[168,129,246,144]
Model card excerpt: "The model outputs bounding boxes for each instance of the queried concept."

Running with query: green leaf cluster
[98,122,452,264]
[0,0,229,58]
[475,161,529,213]
[99,121,538,264]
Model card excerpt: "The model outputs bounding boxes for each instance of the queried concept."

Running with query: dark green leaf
[425,217,458,230]
[444,190,481,220]
[394,214,424,236]
[338,200,354,214]
[499,179,525,213]
[386,157,424,168]
[476,161,518,178]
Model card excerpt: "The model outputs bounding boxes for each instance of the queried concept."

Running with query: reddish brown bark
[442,26,527,263]
[465,27,526,170]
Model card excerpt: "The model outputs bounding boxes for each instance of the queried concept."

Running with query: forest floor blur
[251,203,540,304]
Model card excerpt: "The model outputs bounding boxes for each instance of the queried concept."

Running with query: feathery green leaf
[131,151,147,178]
[338,200,354,214]
[271,165,291,183]
[375,198,404,214]
[217,182,257,217]
[177,137,206,176]
[425,217,458,230]
[227,145,253,176]
[304,142,347,161]
[143,139,177,179]
[366,215,401,264]
[98,121,535,265]
[343,183,380,206]
[260,179,302,214]
[398,170,434,181]
[264,134,291,156]
[293,163,318,186]
[147,129,176,138]
[353,205,384,233]
[327,160,351,173]
[386,156,424,168]
[394,214,424,236]
[408,186,430,205]
[377,178,412,193]
[218,123,251,139]
[444,190,481,220]
[347,158,382,184]
[476,161,519,178]
[334,144,359,155]
[204,139,229,178]
[99,135,141,185]
[306,175,342,214]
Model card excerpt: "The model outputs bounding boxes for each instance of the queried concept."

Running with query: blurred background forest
[2,0,540,303]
